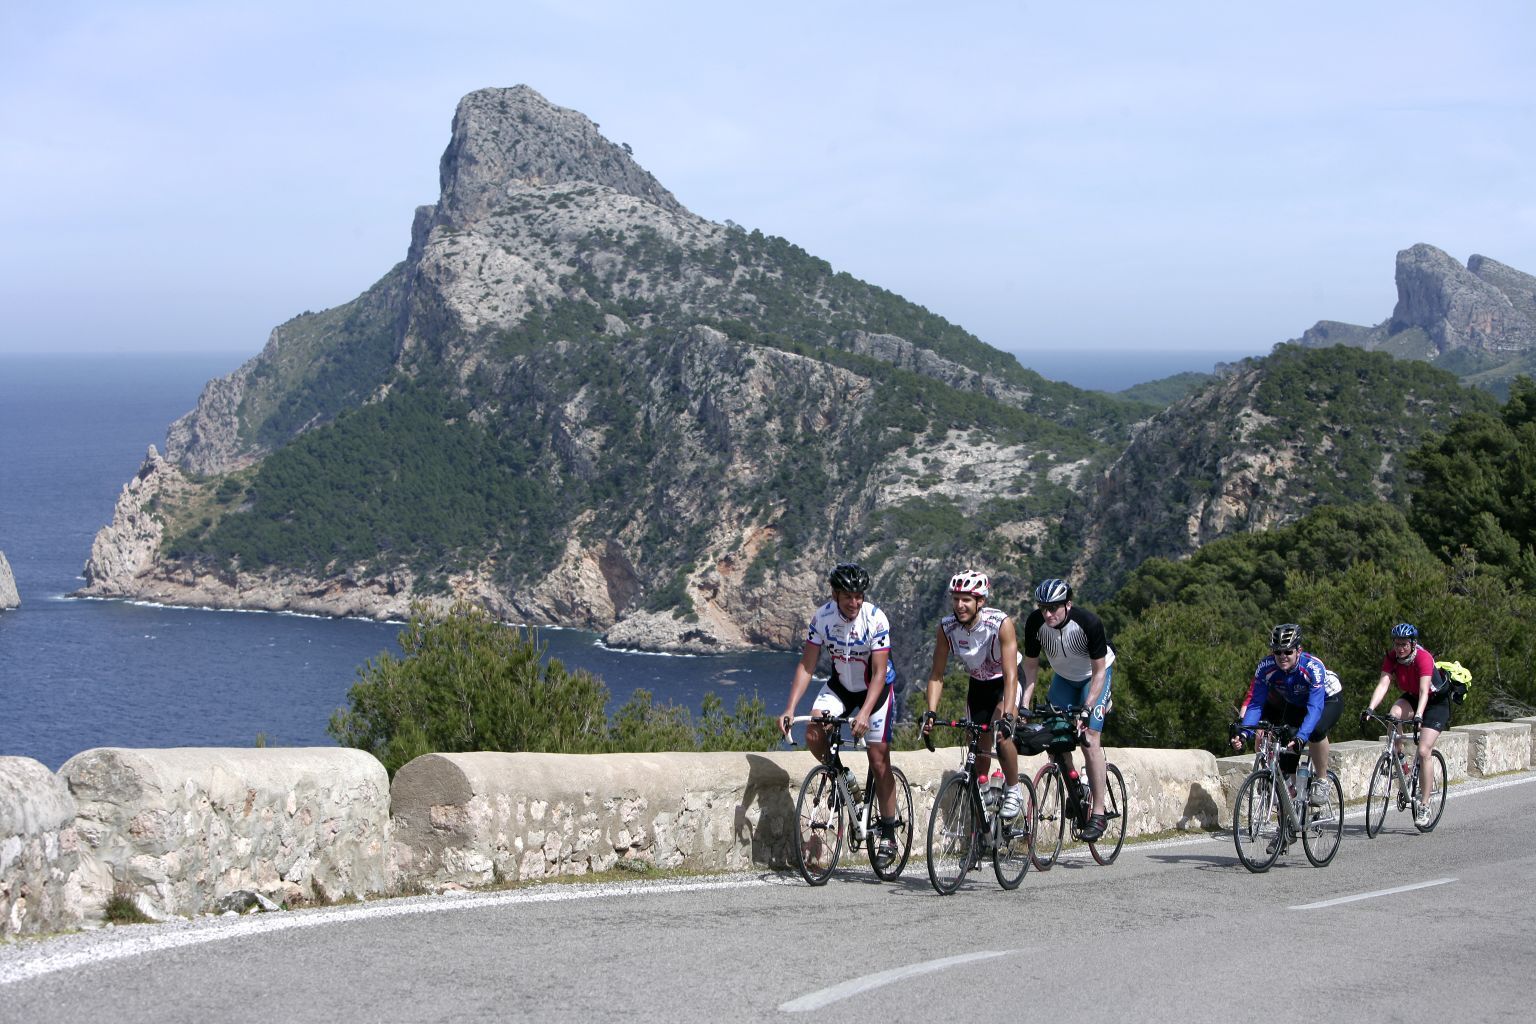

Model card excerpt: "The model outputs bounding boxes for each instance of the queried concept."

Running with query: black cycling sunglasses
[1271,646,1299,655]
[1038,601,1067,613]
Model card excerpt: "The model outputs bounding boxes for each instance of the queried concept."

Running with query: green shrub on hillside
[331,604,785,773]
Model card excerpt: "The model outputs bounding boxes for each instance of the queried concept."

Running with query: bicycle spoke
[926,776,979,895]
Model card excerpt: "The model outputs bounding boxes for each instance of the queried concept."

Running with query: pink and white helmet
[949,569,991,600]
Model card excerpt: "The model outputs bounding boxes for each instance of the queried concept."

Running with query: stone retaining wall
[1,719,1529,937]
[0,757,81,940]
[388,745,1227,889]
[60,747,391,921]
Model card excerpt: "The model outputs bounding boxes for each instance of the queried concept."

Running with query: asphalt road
[3,773,1532,1024]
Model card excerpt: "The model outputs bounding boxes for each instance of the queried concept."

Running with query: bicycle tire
[1364,752,1394,838]
[926,776,979,895]
[793,764,845,885]
[993,774,1036,890]
[1301,770,1343,867]
[865,765,915,879]
[1030,762,1065,870]
[1089,763,1128,866]
[1415,749,1448,833]
[1233,770,1283,873]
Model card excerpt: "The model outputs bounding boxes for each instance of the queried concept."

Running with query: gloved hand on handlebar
[996,714,1015,741]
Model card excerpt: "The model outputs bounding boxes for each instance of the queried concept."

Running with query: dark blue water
[1011,346,1253,392]
[0,354,783,769]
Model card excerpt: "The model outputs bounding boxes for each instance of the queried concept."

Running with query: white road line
[1290,877,1458,910]
[0,875,779,988]
[779,950,1014,1012]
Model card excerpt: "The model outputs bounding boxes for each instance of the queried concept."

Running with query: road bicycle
[922,717,1037,894]
[1361,710,1447,836]
[787,713,914,885]
[1229,719,1343,872]
[1025,705,1127,868]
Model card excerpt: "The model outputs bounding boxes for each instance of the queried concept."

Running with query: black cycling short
[966,677,1005,724]
[1398,690,1452,732]
[1261,692,1343,743]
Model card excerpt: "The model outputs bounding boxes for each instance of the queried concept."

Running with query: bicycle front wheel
[1233,770,1283,873]
[1365,752,1394,838]
[993,775,1036,890]
[1302,771,1343,867]
[865,765,914,879]
[926,776,980,895]
[1090,763,1128,866]
[793,764,845,885]
[1415,750,1448,833]
[1030,763,1065,870]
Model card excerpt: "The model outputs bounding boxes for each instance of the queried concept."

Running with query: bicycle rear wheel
[865,765,914,879]
[926,776,979,895]
[1233,770,1283,873]
[1415,750,1448,833]
[1364,752,1394,838]
[993,775,1036,890]
[793,764,845,885]
[1301,771,1343,867]
[1030,763,1065,870]
[1089,763,1128,866]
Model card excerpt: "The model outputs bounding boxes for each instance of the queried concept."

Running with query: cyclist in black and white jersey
[1019,578,1117,841]
[920,569,1026,819]
[779,562,901,866]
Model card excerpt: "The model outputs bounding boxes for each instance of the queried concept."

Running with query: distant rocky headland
[75,85,1536,671]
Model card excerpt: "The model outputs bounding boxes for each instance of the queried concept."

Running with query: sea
[0,346,1246,770]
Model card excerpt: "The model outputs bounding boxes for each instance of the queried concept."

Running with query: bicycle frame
[788,713,874,845]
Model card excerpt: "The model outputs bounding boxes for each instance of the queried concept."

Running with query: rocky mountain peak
[1389,243,1536,355]
[434,85,685,228]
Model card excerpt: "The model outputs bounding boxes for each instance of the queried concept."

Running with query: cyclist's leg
[966,678,1003,782]
[1388,696,1414,762]
[865,688,897,819]
[806,685,846,763]
[1307,696,1343,789]
[1418,696,1449,804]
[1083,668,1114,816]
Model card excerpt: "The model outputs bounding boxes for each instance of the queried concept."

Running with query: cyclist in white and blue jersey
[779,562,901,865]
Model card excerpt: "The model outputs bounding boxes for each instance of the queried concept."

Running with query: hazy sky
[3,0,1532,366]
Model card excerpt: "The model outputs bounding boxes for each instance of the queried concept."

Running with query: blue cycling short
[1047,666,1113,732]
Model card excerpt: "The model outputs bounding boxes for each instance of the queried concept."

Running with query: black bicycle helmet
[1034,578,1071,605]
[827,562,870,593]
[1269,623,1302,651]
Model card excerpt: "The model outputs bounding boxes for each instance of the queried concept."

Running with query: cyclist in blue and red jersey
[779,562,901,865]
[1238,623,1341,806]
[1361,623,1448,826]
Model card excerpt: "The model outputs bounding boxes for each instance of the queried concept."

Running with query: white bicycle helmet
[949,569,991,600]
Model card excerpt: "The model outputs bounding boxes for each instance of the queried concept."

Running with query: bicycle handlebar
[780,713,863,749]
[1361,709,1421,732]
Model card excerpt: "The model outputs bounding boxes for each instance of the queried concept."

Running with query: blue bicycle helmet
[1390,623,1418,639]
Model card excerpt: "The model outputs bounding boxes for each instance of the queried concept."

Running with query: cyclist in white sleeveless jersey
[920,569,1027,819]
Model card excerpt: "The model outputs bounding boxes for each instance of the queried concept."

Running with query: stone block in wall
[1514,718,1536,766]
[0,756,82,940]
[1453,722,1532,777]
[61,747,390,920]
